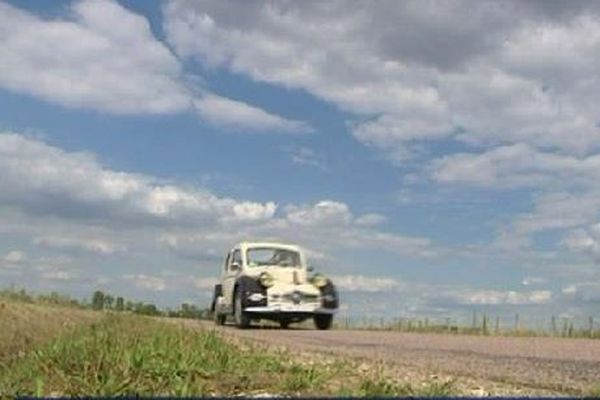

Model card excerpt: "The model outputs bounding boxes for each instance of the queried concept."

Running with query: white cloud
[4,249,26,264]
[41,270,75,281]
[521,276,547,286]
[0,0,189,114]
[157,200,435,264]
[193,96,311,134]
[123,274,166,291]
[452,289,552,305]
[34,236,123,255]
[285,200,352,227]
[562,223,600,261]
[430,144,600,189]
[559,282,600,303]
[194,277,218,290]
[0,1,309,133]
[562,285,577,295]
[285,146,326,169]
[165,1,600,158]
[0,132,277,227]
[354,213,387,227]
[333,274,401,292]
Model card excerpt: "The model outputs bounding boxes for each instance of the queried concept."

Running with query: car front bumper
[244,304,336,314]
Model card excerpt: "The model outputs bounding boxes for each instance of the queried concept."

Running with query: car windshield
[246,248,301,267]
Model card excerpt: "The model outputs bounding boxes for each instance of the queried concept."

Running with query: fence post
[495,316,500,334]
[514,313,520,333]
[482,313,488,335]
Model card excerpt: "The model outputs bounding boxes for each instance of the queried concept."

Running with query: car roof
[237,241,301,252]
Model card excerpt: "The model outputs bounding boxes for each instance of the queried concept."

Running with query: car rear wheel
[314,314,333,330]
[279,319,291,329]
[234,288,251,329]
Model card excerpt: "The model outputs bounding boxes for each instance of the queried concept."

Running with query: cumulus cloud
[34,236,124,255]
[521,276,547,286]
[0,0,309,133]
[0,0,189,114]
[285,201,352,227]
[194,277,218,290]
[164,0,600,157]
[0,132,277,227]
[284,146,326,169]
[559,282,600,303]
[41,270,75,281]
[354,213,387,227]
[430,144,600,189]
[193,96,312,133]
[563,223,600,261]
[448,288,552,305]
[333,274,401,292]
[123,274,166,291]
[4,249,26,264]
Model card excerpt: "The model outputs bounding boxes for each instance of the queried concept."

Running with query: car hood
[249,267,308,285]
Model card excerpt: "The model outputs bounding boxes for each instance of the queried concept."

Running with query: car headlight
[323,294,335,302]
[311,273,329,288]
[259,272,274,287]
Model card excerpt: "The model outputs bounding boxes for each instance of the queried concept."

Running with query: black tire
[214,311,226,326]
[314,314,333,330]
[234,287,251,329]
[279,319,291,329]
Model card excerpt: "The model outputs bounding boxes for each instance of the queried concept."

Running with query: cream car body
[211,242,338,329]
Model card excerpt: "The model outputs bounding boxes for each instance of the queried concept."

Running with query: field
[0,299,455,397]
[2,292,600,397]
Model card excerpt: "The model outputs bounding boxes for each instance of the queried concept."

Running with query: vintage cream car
[210,242,338,329]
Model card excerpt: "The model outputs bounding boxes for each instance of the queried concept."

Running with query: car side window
[223,252,231,273]
[231,249,242,270]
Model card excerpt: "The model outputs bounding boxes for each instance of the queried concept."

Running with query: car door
[222,249,241,311]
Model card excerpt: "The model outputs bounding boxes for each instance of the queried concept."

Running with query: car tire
[214,310,226,325]
[314,314,333,330]
[234,287,251,329]
[279,319,290,329]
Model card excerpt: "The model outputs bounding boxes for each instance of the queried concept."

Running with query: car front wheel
[314,314,333,330]
[234,288,251,329]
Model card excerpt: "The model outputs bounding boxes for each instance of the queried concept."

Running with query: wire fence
[331,312,600,338]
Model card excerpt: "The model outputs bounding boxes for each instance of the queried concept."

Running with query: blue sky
[1,0,600,324]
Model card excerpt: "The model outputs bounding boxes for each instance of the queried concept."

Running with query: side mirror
[307,265,315,272]
[230,262,241,272]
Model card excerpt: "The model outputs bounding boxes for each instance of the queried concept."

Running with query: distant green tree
[125,300,134,311]
[104,295,114,310]
[115,296,124,311]
[92,290,105,310]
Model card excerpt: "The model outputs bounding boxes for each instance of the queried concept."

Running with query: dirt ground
[189,320,600,396]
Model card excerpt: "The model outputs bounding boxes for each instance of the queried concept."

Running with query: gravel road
[195,321,600,395]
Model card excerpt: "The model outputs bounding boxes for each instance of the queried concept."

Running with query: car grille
[278,291,319,304]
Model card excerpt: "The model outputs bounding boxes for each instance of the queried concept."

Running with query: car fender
[319,281,339,309]
[210,284,223,312]
[234,275,267,308]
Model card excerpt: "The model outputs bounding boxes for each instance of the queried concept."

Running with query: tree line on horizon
[90,290,210,319]
[0,287,210,320]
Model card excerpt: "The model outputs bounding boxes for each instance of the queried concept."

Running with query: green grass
[0,301,100,365]
[0,312,456,397]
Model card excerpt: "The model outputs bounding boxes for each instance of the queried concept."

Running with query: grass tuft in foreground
[0,313,456,397]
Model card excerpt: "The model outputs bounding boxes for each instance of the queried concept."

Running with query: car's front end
[244,277,337,317]
[236,243,338,328]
